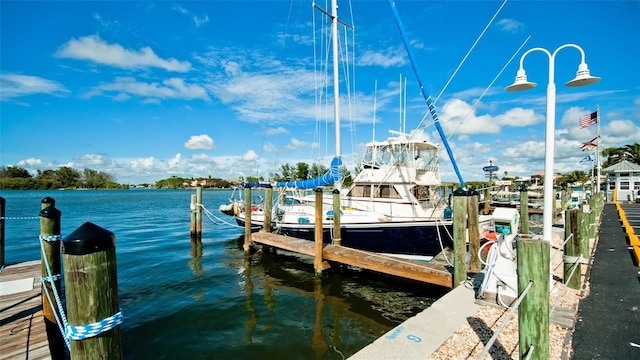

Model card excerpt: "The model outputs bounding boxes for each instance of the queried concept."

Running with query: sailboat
[220,0,490,261]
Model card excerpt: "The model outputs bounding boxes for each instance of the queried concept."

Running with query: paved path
[571,203,640,359]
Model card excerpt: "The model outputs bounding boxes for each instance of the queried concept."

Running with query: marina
[2,191,639,359]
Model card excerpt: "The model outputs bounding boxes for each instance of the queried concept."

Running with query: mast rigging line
[432,0,508,108]
[388,0,466,188]
[446,35,531,141]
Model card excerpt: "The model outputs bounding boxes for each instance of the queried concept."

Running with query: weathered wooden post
[263,185,273,233]
[517,238,550,360]
[39,196,65,359]
[332,188,341,246]
[483,188,490,215]
[467,189,480,273]
[452,189,468,286]
[587,195,596,239]
[0,196,5,269]
[63,222,123,359]
[196,185,202,235]
[189,194,197,237]
[520,187,530,235]
[243,184,252,252]
[564,209,582,289]
[314,188,324,276]
[578,204,589,258]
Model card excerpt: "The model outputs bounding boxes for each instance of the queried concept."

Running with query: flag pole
[596,105,601,193]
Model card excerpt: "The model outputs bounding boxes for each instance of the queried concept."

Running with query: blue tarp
[275,156,342,189]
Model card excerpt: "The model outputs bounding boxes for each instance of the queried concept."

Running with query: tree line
[0,166,126,190]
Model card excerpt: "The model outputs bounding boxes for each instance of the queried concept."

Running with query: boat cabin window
[495,222,512,235]
[413,185,430,200]
[374,185,401,199]
[348,185,372,197]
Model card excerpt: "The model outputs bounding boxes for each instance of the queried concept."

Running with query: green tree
[2,166,32,178]
[309,163,328,178]
[56,166,81,188]
[295,162,309,180]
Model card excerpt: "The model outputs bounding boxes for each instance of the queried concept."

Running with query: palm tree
[601,142,640,167]
[622,142,640,164]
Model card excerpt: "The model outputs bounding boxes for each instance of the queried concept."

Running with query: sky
[1,0,639,185]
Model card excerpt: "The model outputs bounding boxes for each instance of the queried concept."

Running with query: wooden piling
[517,238,550,360]
[243,185,252,252]
[195,185,202,235]
[263,185,273,233]
[63,222,123,360]
[578,205,589,258]
[39,196,65,359]
[467,189,480,273]
[452,189,468,286]
[483,188,490,215]
[189,194,197,236]
[520,187,530,235]
[314,188,324,276]
[1,196,5,269]
[332,189,341,246]
[564,209,582,289]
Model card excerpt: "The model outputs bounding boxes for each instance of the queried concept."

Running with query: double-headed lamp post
[506,44,600,242]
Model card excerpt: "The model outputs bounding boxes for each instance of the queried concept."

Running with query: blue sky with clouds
[1,0,639,184]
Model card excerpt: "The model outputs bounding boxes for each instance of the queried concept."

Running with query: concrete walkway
[349,283,480,359]
[571,203,640,359]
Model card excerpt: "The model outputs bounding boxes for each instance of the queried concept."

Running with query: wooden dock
[0,260,52,360]
[251,232,454,288]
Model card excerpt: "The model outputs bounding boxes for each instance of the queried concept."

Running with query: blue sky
[1,0,639,185]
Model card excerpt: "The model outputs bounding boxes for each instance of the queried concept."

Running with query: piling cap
[39,206,61,219]
[41,196,56,206]
[63,222,115,255]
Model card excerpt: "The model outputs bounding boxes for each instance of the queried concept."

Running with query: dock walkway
[0,260,52,360]
[251,232,454,288]
[571,202,640,359]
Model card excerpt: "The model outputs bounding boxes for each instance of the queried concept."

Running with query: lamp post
[506,44,600,242]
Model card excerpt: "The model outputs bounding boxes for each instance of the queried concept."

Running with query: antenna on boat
[373,80,377,143]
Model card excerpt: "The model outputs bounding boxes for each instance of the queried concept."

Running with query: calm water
[1,189,448,359]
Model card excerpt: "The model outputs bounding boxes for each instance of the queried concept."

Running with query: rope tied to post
[65,311,124,340]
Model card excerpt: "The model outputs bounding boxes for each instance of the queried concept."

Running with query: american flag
[579,111,598,129]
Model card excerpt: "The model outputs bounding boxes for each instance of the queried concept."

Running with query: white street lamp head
[506,68,537,92]
[565,62,601,87]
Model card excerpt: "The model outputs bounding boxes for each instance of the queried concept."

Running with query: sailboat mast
[331,0,341,160]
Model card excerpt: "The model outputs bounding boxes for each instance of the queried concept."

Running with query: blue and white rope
[40,235,70,348]
[66,311,123,340]
[40,234,62,242]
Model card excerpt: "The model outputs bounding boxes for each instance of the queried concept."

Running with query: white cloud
[74,154,111,166]
[87,76,211,102]
[56,35,191,72]
[194,14,209,27]
[184,135,214,150]
[16,158,44,167]
[265,126,289,135]
[0,73,68,100]
[168,153,182,167]
[242,150,259,161]
[496,18,524,33]
[358,46,407,68]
